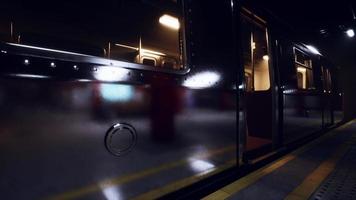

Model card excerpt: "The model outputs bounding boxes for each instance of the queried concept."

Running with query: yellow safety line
[46,145,236,200]
[203,120,355,200]
[131,159,236,200]
[285,125,356,200]
[202,154,296,200]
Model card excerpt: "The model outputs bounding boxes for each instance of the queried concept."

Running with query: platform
[204,120,356,200]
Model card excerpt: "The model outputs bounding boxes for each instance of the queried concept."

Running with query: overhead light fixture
[305,45,322,56]
[319,29,327,34]
[141,49,166,56]
[159,14,180,30]
[263,55,269,61]
[50,62,56,68]
[346,29,355,38]
[115,43,138,51]
[115,43,165,56]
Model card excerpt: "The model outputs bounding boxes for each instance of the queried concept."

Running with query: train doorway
[240,10,274,160]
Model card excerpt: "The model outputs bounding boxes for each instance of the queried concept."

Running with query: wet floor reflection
[0,79,237,199]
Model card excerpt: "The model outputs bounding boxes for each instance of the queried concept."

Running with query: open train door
[239,8,275,161]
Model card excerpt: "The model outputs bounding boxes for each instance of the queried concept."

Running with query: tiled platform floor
[204,120,356,200]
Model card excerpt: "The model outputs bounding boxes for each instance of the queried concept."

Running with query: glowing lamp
[346,29,355,38]
[263,55,269,61]
[159,14,180,30]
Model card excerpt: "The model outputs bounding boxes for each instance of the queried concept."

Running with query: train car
[0,0,344,199]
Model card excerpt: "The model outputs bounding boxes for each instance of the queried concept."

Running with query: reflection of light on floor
[100,84,133,102]
[100,184,122,200]
[188,145,216,173]
[189,159,215,173]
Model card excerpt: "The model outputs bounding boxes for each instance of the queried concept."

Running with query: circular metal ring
[104,123,137,156]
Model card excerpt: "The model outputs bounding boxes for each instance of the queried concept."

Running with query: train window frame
[293,47,315,90]
[107,0,189,75]
[1,0,190,76]
[241,9,272,92]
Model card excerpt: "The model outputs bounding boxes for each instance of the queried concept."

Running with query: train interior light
[159,14,180,30]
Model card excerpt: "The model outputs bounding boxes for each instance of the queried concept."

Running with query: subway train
[0,0,344,199]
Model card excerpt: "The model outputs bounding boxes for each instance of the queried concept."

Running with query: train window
[4,0,185,71]
[241,14,271,92]
[294,48,314,90]
[108,1,185,71]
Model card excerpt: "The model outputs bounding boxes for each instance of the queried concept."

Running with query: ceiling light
[346,29,355,38]
[159,14,180,30]
[306,45,321,55]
